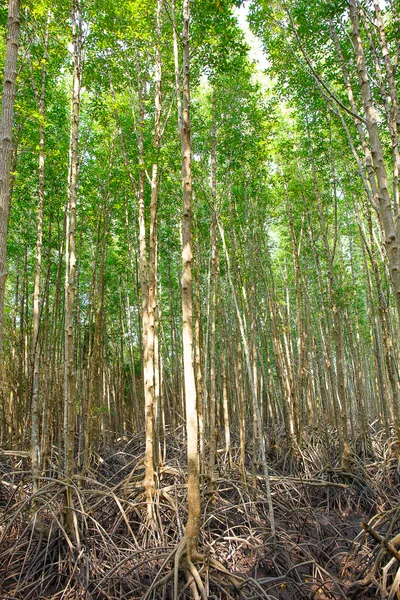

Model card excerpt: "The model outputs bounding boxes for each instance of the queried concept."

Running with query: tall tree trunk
[180,0,201,560]
[64,0,82,541]
[143,0,163,523]
[30,16,50,494]
[208,91,218,497]
[349,0,400,319]
[219,219,276,540]
[0,0,20,358]
[83,204,108,475]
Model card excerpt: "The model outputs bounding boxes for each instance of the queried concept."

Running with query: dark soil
[0,428,399,599]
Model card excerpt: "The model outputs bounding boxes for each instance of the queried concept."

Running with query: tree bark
[0,0,20,358]
[181,0,201,559]
[64,0,82,541]
[30,17,50,493]
[349,0,400,319]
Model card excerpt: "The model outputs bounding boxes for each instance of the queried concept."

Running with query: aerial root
[170,535,245,600]
[2,427,400,599]
[345,507,400,598]
[187,560,207,600]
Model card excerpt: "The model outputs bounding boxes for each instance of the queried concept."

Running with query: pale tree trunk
[64,0,82,543]
[134,59,154,505]
[208,91,218,497]
[154,275,165,463]
[373,0,399,139]
[171,0,182,133]
[364,262,391,436]
[303,202,341,440]
[357,3,400,224]
[349,0,400,319]
[111,84,142,430]
[30,16,50,494]
[171,0,185,435]
[330,21,380,216]
[307,137,351,466]
[154,263,162,465]
[244,192,265,471]
[0,0,20,359]
[83,204,108,476]
[193,228,204,463]
[200,245,211,468]
[124,209,140,426]
[357,202,400,437]
[136,59,148,385]
[168,264,180,430]
[227,173,246,479]
[281,281,300,445]
[332,17,400,438]
[143,0,163,522]
[235,339,246,483]
[219,219,276,540]
[180,0,201,560]
[220,302,231,465]
[285,184,308,433]
[257,245,296,452]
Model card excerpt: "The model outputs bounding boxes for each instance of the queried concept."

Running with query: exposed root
[0,426,399,598]
[170,535,244,600]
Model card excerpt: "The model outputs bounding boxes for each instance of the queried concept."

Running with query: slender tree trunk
[64,0,82,541]
[208,91,218,497]
[219,219,276,540]
[236,339,246,483]
[83,204,108,475]
[180,0,201,559]
[0,0,20,358]
[193,234,204,463]
[30,17,50,494]
[349,0,400,319]
[142,0,163,522]
[171,0,182,133]
[307,139,351,466]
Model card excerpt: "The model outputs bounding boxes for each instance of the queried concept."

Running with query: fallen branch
[361,522,400,561]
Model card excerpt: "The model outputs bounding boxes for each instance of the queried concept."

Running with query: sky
[234,2,269,71]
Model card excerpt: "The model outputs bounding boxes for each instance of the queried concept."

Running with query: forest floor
[0,427,399,599]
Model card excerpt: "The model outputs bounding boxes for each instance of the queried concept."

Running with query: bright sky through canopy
[235,2,269,71]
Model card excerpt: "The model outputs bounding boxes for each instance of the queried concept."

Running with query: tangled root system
[0,427,399,599]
